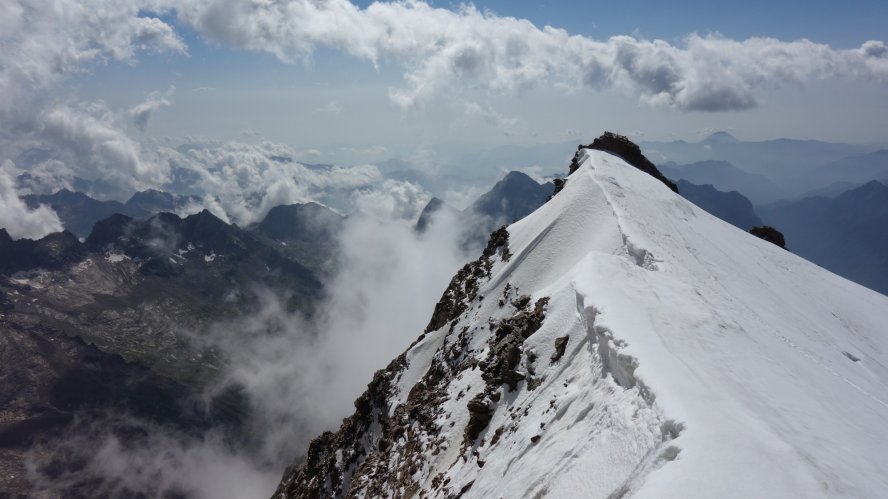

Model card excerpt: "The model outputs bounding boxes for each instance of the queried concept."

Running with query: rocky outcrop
[275,227,525,498]
[256,202,344,243]
[415,197,446,233]
[471,171,554,224]
[0,230,88,275]
[583,132,678,193]
[424,227,511,334]
[749,225,787,249]
[551,132,678,201]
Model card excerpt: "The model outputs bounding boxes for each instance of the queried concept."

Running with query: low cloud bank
[28,202,471,498]
[0,161,63,239]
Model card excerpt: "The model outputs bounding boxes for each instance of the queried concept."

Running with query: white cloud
[0,161,63,239]
[166,0,888,111]
[0,1,884,208]
[0,0,185,113]
[464,101,518,128]
[130,86,176,132]
[37,102,170,193]
[352,179,431,221]
[27,204,473,499]
[197,205,469,471]
[161,140,389,224]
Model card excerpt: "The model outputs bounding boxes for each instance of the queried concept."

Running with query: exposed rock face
[275,148,685,499]
[123,188,199,216]
[254,202,345,274]
[415,197,446,233]
[415,171,553,249]
[471,171,554,225]
[583,132,678,193]
[0,320,217,496]
[551,132,678,201]
[0,208,334,496]
[257,202,343,244]
[275,227,531,498]
[23,189,130,239]
[424,226,511,334]
[276,144,888,499]
[23,188,199,239]
[0,230,88,274]
[749,225,787,249]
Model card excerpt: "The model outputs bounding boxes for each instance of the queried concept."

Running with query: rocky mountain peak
[275,145,888,499]
[0,230,87,274]
[582,132,679,192]
[701,131,739,144]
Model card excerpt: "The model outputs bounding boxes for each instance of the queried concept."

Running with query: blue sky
[7,0,888,170]
[464,0,888,47]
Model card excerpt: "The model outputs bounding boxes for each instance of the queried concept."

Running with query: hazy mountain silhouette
[660,160,786,204]
[758,180,888,295]
[676,180,762,229]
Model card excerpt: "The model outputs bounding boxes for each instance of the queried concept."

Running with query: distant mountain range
[660,160,786,205]
[3,135,888,495]
[642,132,886,199]
[816,150,888,185]
[416,171,554,247]
[0,203,341,495]
[416,161,888,299]
[23,188,200,238]
[758,180,888,295]
[675,180,762,230]
[4,135,888,496]
[276,138,888,499]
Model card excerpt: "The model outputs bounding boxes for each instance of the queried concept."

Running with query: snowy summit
[277,145,888,498]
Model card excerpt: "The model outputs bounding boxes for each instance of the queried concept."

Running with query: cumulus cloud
[352,179,431,221]
[0,161,63,239]
[159,139,397,224]
[36,102,170,194]
[28,199,471,499]
[130,86,176,131]
[200,206,468,482]
[0,0,185,113]
[1,1,885,206]
[0,2,186,200]
[2,0,887,120]
[165,0,888,111]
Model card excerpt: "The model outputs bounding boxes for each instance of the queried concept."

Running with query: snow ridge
[277,149,888,499]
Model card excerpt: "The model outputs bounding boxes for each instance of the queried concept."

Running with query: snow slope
[278,149,888,498]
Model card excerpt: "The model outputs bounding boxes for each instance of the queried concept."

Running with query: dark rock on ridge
[0,230,88,274]
[582,132,679,193]
[552,132,678,201]
[749,226,787,249]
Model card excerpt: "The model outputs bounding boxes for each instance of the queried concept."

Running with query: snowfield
[476,149,888,498]
[279,149,888,498]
